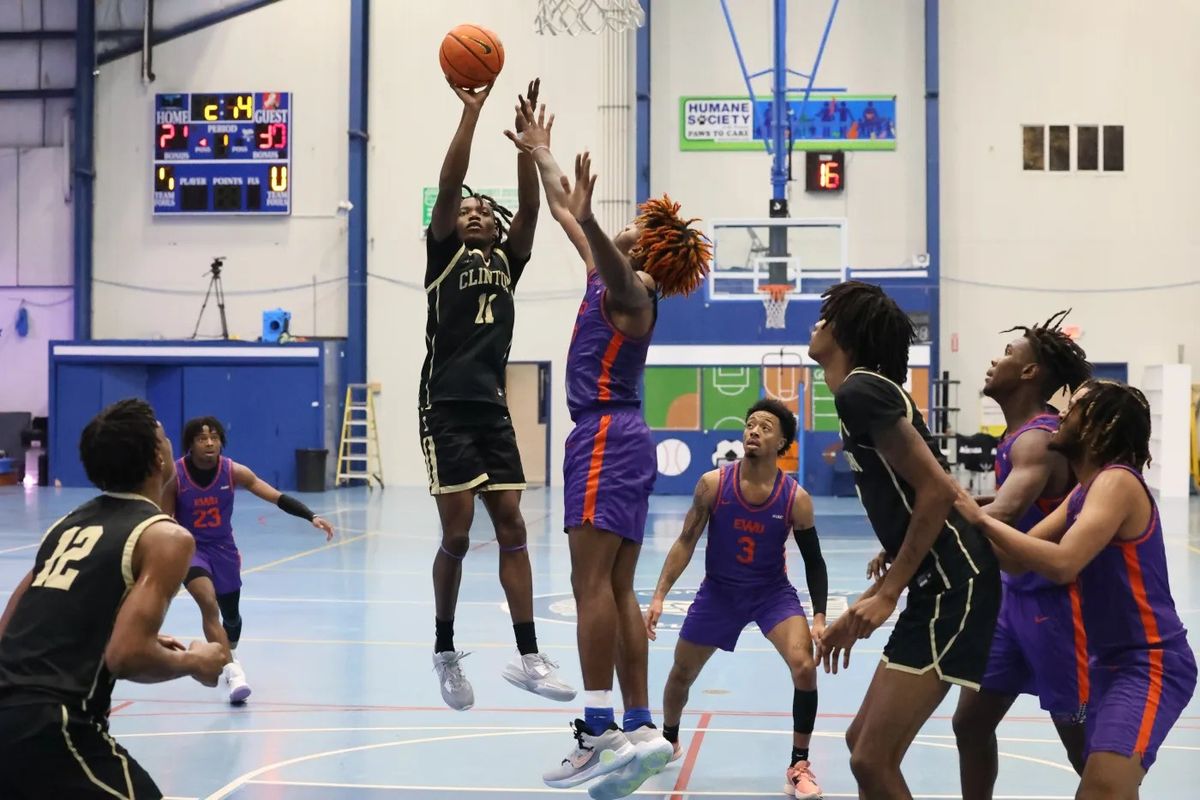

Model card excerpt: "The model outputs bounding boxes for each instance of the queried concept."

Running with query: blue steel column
[346,0,369,388]
[73,0,96,340]
[634,0,650,204]
[925,0,941,398]
[770,0,788,205]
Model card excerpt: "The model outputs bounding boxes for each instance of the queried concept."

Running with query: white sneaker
[543,719,635,788]
[433,650,474,711]
[587,725,675,799]
[224,660,251,705]
[502,652,577,701]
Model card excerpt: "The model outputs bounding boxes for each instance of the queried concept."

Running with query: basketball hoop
[759,284,791,329]
[534,0,645,36]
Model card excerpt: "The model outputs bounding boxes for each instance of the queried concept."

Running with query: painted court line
[0,542,38,555]
[241,531,374,574]
[243,783,1072,799]
[672,712,712,800]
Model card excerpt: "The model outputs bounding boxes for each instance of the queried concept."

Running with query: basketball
[439,24,504,90]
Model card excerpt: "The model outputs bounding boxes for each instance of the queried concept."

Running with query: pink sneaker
[785,760,822,799]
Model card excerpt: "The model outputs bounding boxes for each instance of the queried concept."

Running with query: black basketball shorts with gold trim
[881,566,1001,689]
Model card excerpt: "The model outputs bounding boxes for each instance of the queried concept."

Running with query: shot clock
[804,150,845,193]
[152,92,291,215]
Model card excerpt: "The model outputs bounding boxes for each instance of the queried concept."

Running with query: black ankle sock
[513,621,538,656]
[791,746,809,765]
[663,723,680,744]
[435,617,455,653]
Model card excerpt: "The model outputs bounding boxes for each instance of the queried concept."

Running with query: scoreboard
[153,92,291,215]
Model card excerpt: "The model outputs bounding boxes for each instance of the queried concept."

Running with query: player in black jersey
[808,281,1000,798]
[423,77,574,709]
[0,399,226,799]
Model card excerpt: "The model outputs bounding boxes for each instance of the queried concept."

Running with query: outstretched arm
[505,96,592,269]
[957,473,1123,584]
[504,79,542,260]
[105,522,226,685]
[429,79,494,242]
[646,471,717,640]
[562,153,652,311]
[232,462,334,540]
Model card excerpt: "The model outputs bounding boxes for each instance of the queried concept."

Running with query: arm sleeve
[792,527,828,616]
[833,373,910,439]
[277,494,316,522]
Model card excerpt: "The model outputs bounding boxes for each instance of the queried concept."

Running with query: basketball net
[760,284,791,329]
[534,0,645,36]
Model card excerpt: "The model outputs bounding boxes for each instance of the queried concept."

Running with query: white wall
[941,0,1200,433]
[92,0,349,341]
[0,147,73,415]
[651,0,928,269]
[367,1,613,487]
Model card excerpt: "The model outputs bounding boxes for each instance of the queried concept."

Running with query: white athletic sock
[582,689,612,710]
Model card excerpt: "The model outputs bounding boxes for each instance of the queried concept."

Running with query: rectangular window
[1103,125,1124,171]
[1077,126,1098,170]
[1048,126,1070,171]
[1022,125,1044,170]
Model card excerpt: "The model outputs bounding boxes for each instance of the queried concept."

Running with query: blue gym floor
[1,484,1197,799]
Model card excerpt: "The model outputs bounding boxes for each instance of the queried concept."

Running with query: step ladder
[336,382,384,488]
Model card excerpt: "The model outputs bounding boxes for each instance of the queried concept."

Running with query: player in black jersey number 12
[0,399,225,799]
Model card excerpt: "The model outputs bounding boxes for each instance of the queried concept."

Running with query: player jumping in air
[505,98,711,798]
[423,77,574,710]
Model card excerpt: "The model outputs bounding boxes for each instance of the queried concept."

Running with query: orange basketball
[439,24,505,90]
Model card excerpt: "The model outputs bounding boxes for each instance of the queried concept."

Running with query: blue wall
[50,342,325,490]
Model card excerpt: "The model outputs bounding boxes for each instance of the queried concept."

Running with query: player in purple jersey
[956,380,1196,798]
[506,100,711,799]
[646,399,829,799]
[161,417,333,704]
[945,311,1093,797]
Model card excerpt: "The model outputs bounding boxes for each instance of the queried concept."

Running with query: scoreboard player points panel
[153,92,292,216]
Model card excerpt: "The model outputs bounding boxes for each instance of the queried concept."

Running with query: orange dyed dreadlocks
[634,195,712,298]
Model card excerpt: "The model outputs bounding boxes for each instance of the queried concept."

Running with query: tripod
[191,257,230,340]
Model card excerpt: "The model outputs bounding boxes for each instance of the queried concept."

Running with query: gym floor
[1,484,1197,799]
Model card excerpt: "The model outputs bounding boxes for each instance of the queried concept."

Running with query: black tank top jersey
[834,369,996,592]
[0,494,171,720]
[421,228,531,408]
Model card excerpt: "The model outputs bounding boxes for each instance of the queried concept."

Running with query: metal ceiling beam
[0,88,74,100]
[0,29,140,41]
[97,0,283,65]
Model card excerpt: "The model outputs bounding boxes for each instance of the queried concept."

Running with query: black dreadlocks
[461,184,514,244]
[1001,309,1092,400]
[818,281,915,384]
[1072,379,1152,470]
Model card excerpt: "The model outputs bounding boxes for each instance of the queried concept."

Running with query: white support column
[1143,363,1192,497]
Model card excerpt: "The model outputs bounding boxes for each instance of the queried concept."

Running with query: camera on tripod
[191,256,230,340]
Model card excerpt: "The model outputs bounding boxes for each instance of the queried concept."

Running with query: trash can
[295,448,328,493]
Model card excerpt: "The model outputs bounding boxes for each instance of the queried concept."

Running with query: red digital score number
[256,122,288,151]
[805,151,846,193]
[157,123,189,153]
[819,161,841,190]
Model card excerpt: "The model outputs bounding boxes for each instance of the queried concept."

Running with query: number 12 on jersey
[33,526,103,591]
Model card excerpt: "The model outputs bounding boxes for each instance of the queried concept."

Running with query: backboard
[707,217,849,303]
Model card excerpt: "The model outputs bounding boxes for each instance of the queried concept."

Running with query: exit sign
[805,150,845,193]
